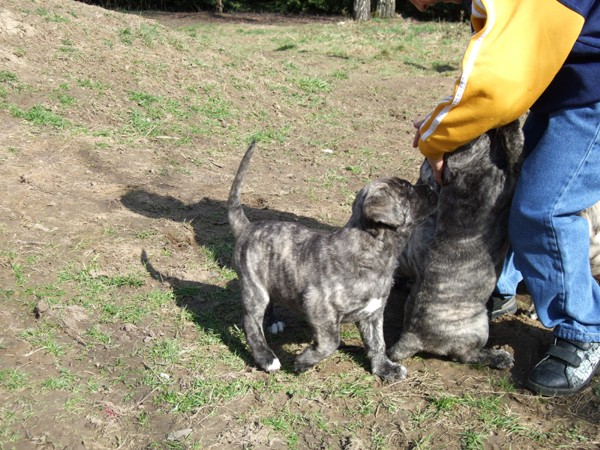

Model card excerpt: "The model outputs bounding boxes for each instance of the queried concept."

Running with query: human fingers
[412,119,425,148]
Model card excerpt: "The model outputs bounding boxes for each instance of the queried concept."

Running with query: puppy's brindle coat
[389,121,524,369]
[228,142,437,380]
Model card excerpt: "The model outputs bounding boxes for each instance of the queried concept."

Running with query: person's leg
[509,103,600,395]
[495,250,523,297]
[489,250,522,319]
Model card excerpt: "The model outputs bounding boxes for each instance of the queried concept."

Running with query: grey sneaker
[527,338,600,396]
[487,295,518,320]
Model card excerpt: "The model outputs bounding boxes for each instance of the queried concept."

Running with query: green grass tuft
[9,105,68,128]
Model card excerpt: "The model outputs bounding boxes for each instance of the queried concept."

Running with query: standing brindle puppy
[228,142,437,380]
[388,121,524,369]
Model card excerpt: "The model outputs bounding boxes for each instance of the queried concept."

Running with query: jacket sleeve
[417,0,585,160]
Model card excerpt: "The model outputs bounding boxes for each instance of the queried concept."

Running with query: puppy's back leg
[241,283,281,372]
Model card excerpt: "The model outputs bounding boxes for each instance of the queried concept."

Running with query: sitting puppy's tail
[228,141,255,238]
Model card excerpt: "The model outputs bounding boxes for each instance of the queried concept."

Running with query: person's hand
[412,119,424,148]
[427,156,444,186]
[413,119,444,186]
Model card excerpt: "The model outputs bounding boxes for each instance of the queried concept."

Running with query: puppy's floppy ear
[362,186,406,228]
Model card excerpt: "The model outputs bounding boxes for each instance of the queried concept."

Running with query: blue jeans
[496,103,600,343]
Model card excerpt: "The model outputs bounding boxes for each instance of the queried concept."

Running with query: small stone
[167,428,192,441]
[34,301,49,319]
[123,323,137,333]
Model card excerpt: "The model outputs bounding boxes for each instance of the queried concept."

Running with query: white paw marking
[269,321,285,335]
[265,358,281,372]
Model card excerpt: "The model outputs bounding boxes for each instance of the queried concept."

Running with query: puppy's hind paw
[268,321,285,335]
[373,360,408,382]
[489,349,514,370]
[387,345,418,363]
[460,348,514,370]
[386,334,421,363]
[293,360,314,374]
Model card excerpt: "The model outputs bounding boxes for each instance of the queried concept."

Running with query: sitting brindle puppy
[388,121,523,369]
[228,142,437,380]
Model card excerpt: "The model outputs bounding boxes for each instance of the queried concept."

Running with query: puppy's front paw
[373,360,408,382]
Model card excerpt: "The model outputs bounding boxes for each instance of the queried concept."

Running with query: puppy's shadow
[121,189,335,268]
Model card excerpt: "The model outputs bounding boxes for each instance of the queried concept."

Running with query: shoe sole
[490,296,518,320]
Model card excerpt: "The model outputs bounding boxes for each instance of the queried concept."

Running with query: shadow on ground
[121,188,335,268]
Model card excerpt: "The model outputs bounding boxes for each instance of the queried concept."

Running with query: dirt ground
[0,1,598,449]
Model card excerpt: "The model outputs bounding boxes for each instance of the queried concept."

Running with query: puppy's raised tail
[228,141,255,238]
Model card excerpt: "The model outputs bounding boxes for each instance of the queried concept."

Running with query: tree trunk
[353,0,371,21]
[375,0,396,18]
[215,0,223,13]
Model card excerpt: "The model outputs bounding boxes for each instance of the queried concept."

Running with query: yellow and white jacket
[417,0,592,160]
